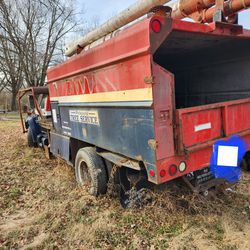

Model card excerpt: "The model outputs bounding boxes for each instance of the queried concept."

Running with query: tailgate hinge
[144,76,155,85]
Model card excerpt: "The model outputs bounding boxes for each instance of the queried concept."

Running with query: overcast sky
[82,0,250,28]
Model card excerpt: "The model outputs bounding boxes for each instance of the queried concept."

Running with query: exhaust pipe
[65,0,172,57]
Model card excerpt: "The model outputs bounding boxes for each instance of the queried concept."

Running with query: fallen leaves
[0,119,249,249]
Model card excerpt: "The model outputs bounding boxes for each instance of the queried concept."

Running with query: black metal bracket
[213,0,239,25]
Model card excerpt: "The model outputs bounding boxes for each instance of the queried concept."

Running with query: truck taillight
[160,169,166,178]
[169,164,178,176]
[149,170,155,177]
[151,19,161,33]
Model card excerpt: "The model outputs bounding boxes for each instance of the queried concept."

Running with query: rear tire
[75,147,107,196]
[242,152,250,172]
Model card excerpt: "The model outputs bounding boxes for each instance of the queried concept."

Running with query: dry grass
[0,120,249,249]
[0,112,20,121]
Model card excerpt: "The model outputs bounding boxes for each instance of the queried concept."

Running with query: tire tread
[75,147,107,196]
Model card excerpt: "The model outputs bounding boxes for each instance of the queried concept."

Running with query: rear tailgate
[176,98,250,153]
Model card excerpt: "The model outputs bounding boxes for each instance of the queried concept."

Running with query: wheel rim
[78,161,91,187]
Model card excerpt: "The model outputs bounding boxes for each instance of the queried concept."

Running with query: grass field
[0,119,249,249]
[0,112,20,120]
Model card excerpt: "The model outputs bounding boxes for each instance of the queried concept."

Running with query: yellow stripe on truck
[50,88,153,103]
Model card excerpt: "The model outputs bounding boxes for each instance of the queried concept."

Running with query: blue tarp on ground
[210,135,247,183]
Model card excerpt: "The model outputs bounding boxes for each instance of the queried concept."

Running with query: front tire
[27,128,36,147]
[75,147,107,196]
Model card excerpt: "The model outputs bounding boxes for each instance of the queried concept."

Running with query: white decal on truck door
[69,110,100,126]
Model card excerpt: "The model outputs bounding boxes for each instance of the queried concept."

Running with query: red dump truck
[18,0,250,204]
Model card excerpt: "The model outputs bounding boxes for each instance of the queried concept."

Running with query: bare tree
[0,34,23,110]
[0,75,8,93]
[0,0,80,109]
[82,15,100,34]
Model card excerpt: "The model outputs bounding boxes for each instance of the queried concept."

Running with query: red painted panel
[224,100,250,135]
[48,55,152,98]
[45,95,51,111]
[152,63,175,160]
[47,18,151,83]
[156,131,250,184]
[178,108,222,148]
[173,19,213,33]
[175,98,250,153]
[173,19,250,39]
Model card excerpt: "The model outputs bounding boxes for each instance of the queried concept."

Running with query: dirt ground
[0,118,250,249]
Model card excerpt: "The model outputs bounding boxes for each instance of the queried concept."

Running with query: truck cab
[18,87,52,150]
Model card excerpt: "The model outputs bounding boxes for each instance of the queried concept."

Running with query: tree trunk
[11,90,17,111]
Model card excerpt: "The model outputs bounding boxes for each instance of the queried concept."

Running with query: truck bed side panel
[58,105,156,165]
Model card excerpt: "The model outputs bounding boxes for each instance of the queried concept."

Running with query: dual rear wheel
[74,148,150,207]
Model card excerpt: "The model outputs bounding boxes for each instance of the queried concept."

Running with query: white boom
[65,0,172,57]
